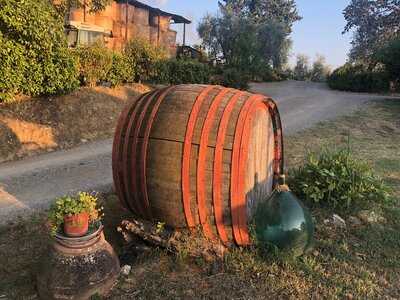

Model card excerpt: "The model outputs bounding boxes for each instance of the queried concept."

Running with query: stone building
[65,0,191,57]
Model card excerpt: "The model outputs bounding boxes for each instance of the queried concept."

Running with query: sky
[142,0,354,68]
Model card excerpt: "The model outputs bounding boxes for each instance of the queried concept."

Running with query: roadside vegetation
[328,0,400,93]
[0,0,212,104]
[1,99,399,299]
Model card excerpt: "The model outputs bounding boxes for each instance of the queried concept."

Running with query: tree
[52,0,112,16]
[293,54,310,81]
[310,55,331,82]
[343,0,400,63]
[222,0,302,29]
[197,14,222,61]
[376,37,400,89]
[198,0,301,71]
[258,20,292,69]
[198,5,262,74]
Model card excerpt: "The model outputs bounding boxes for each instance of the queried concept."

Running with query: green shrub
[106,52,132,87]
[261,68,283,82]
[124,38,167,82]
[0,34,26,102]
[152,59,211,85]
[289,148,389,211]
[220,67,250,90]
[376,37,400,83]
[328,63,390,93]
[75,42,113,87]
[0,0,79,102]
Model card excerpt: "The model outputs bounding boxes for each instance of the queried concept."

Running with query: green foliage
[52,0,112,16]
[0,0,79,102]
[220,67,251,90]
[0,34,26,102]
[48,192,103,236]
[289,148,389,211]
[75,42,113,87]
[124,38,167,82]
[197,0,301,78]
[376,37,400,82]
[328,63,390,93]
[258,66,283,82]
[258,20,292,69]
[106,52,133,87]
[152,59,211,85]
[343,0,400,63]
[221,0,301,69]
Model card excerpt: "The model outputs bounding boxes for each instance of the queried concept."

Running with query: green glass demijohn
[253,177,314,256]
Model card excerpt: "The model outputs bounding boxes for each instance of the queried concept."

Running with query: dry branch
[117,219,226,261]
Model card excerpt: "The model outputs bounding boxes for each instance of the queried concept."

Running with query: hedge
[328,64,390,93]
[152,59,212,85]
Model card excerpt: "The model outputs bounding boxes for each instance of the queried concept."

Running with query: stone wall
[68,2,179,57]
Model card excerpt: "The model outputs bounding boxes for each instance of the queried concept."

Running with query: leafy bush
[261,68,283,82]
[289,148,389,211]
[124,38,167,82]
[106,52,133,87]
[220,67,251,90]
[0,34,26,102]
[152,59,211,85]
[48,192,103,236]
[376,37,400,82]
[328,63,390,92]
[0,0,79,102]
[75,42,113,87]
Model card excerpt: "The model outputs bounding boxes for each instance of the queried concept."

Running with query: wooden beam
[183,23,186,46]
[125,0,128,42]
[157,14,160,46]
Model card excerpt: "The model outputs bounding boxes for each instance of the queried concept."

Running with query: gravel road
[0,81,396,224]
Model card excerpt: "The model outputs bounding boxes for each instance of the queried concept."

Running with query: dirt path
[250,80,398,134]
[0,139,113,224]
[0,81,397,224]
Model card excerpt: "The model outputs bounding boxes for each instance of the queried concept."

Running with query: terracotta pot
[63,212,89,237]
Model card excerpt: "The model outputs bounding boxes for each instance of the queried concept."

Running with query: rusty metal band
[128,89,163,219]
[140,86,176,221]
[231,94,263,245]
[112,93,148,211]
[182,86,215,228]
[122,91,156,216]
[197,87,232,240]
[213,90,245,245]
[237,100,269,246]
[266,98,284,186]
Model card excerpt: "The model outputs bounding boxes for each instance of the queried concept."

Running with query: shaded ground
[0,84,151,163]
[1,99,399,299]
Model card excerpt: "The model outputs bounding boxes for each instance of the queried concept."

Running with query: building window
[78,30,105,46]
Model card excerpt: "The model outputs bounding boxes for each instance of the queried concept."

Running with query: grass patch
[0,99,399,299]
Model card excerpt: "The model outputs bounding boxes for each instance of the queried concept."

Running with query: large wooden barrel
[112,85,284,246]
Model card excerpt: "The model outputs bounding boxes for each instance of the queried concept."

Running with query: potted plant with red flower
[48,192,103,237]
